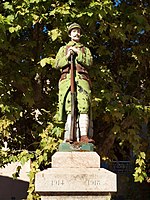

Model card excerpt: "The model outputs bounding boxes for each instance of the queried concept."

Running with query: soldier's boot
[80,135,95,143]
[64,114,72,143]
[64,114,80,143]
[79,114,95,143]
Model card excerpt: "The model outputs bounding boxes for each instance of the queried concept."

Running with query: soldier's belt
[76,64,88,74]
[61,64,88,73]
[59,73,67,81]
[60,64,92,87]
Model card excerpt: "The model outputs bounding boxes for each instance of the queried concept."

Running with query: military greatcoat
[54,41,93,122]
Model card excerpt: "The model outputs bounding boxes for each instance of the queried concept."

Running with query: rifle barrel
[70,54,76,141]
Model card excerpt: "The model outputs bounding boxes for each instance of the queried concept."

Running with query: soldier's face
[69,28,81,42]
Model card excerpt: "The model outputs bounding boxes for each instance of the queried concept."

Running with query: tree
[0,0,150,199]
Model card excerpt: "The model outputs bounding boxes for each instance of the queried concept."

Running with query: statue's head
[68,23,81,34]
[68,23,82,42]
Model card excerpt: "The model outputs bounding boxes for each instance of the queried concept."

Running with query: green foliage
[0,0,150,198]
[133,152,147,183]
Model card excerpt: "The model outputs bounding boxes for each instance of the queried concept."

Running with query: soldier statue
[54,23,94,144]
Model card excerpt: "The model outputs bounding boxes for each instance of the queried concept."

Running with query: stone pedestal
[35,151,117,199]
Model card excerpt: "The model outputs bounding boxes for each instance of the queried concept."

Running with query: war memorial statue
[35,23,117,200]
[55,23,94,144]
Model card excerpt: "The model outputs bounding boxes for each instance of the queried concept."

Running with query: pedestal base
[35,152,117,199]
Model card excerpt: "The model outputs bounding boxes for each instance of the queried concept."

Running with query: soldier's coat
[54,41,93,124]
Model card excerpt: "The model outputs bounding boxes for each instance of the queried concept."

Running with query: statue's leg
[76,75,94,143]
[58,75,70,122]
[79,113,89,136]
[63,114,80,142]
[64,91,79,142]
[79,114,94,143]
[64,114,71,142]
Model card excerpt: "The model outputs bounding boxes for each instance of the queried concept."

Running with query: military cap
[68,23,81,34]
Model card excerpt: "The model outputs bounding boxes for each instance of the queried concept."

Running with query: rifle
[70,52,76,142]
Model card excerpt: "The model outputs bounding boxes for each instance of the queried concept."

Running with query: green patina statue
[54,23,94,144]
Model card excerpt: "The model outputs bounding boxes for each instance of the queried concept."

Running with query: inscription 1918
[87,179,101,186]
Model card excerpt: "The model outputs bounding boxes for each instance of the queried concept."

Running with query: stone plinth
[35,152,117,200]
[52,152,100,168]
[35,168,116,192]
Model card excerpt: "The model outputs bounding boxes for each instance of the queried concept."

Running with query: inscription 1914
[49,180,64,186]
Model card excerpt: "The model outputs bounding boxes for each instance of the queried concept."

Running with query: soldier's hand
[66,47,79,59]
[69,46,79,54]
